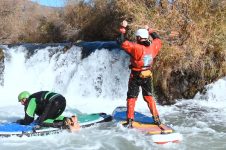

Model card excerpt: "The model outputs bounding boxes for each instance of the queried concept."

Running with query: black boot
[152,116,161,125]
[122,119,133,128]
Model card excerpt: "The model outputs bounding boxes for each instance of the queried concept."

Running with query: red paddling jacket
[118,29,162,71]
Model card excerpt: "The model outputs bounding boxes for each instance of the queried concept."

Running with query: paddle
[158,124,166,134]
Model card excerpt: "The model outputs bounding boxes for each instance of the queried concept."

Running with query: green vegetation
[0,0,225,104]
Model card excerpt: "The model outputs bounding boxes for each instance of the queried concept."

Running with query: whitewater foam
[0,43,226,150]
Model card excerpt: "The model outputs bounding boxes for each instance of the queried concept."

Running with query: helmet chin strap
[137,39,150,46]
[137,36,147,41]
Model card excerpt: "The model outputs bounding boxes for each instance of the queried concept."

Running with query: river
[0,43,225,150]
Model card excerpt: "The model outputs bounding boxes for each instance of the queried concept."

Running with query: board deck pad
[112,107,154,124]
[120,121,173,134]
[113,106,182,144]
[0,113,112,137]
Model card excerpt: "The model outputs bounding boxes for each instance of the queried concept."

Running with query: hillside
[0,0,60,44]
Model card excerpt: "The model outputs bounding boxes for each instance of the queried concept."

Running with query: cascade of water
[0,44,133,113]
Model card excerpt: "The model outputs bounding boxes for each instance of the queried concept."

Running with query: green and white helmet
[18,91,30,102]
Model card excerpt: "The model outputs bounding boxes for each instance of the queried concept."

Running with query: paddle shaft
[158,124,166,134]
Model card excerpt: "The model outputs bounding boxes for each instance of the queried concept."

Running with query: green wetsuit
[17,91,66,126]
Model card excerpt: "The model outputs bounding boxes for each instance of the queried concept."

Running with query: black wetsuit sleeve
[116,26,129,45]
[116,33,126,45]
[17,114,34,125]
[18,98,36,125]
[150,32,160,40]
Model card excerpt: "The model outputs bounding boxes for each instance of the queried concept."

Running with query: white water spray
[0,44,226,150]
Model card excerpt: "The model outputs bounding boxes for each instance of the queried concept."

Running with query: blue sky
[31,0,66,7]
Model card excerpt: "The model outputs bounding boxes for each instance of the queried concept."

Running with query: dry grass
[0,0,65,43]
[1,0,225,45]
[149,0,226,102]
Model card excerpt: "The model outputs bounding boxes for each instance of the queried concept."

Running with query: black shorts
[127,71,153,98]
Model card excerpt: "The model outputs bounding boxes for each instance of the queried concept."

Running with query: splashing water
[0,43,225,150]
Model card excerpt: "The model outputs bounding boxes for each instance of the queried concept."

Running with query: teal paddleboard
[0,113,112,137]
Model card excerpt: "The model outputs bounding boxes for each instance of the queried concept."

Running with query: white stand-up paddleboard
[112,106,183,144]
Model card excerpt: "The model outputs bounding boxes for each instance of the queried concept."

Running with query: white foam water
[0,44,225,150]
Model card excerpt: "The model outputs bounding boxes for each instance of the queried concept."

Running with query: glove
[120,20,128,28]
[144,25,155,34]
[119,20,128,34]
[33,125,41,130]
[148,28,155,34]
[119,27,126,34]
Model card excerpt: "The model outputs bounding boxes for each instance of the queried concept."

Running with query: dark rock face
[154,67,225,105]
[154,70,200,105]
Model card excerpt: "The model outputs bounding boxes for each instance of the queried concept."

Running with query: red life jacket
[121,38,162,71]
